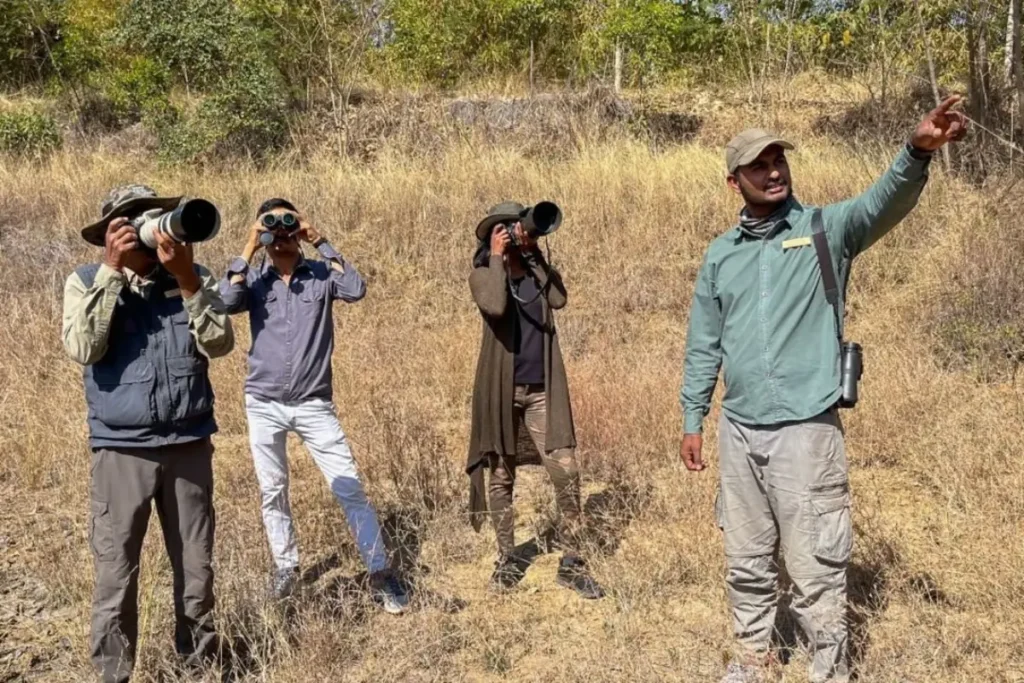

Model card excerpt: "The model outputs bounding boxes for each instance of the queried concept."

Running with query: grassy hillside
[2,85,1023,682]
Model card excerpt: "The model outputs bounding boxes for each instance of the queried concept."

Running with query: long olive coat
[466,252,576,531]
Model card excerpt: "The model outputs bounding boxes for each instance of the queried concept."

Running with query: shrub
[0,110,62,156]
[154,59,289,164]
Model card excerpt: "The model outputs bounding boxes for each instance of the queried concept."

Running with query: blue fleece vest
[77,264,217,450]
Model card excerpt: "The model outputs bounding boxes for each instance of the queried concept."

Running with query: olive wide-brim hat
[80,184,182,247]
[475,201,528,242]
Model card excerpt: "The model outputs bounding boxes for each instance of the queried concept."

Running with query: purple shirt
[220,243,366,403]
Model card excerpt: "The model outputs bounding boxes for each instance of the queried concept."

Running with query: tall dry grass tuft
[1,97,1023,683]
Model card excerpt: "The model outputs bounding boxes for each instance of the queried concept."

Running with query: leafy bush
[103,57,173,124]
[155,59,289,164]
[0,110,62,156]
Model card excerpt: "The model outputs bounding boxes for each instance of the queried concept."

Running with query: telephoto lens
[839,342,863,408]
[135,198,221,249]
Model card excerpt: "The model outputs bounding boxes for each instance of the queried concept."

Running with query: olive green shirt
[681,145,931,433]
[62,263,234,366]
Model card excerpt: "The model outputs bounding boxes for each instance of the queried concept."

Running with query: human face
[727,145,792,217]
[262,207,301,259]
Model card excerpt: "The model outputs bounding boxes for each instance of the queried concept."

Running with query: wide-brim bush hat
[80,184,182,247]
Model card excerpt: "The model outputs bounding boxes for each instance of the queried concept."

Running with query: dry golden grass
[2,91,1024,683]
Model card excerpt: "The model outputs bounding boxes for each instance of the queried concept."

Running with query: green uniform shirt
[681,145,931,433]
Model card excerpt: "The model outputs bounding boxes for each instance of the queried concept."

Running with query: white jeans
[244,394,387,573]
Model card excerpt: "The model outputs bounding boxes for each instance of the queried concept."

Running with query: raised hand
[155,230,201,297]
[911,95,969,151]
[103,217,138,272]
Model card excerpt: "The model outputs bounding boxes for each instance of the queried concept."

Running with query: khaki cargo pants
[716,410,851,683]
[488,384,581,556]
[88,438,217,683]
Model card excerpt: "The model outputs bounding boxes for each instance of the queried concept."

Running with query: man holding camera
[219,198,408,613]
[466,201,603,599]
[680,99,967,683]
[62,185,234,683]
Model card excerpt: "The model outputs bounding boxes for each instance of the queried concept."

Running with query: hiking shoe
[719,662,767,683]
[369,571,409,615]
[555,555,604,599]
[271,567,300,600]
[489,554,525,591]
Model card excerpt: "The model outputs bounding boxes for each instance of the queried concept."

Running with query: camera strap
[811,208,844,342]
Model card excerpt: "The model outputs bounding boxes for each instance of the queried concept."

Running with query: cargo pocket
[808,483,852,566]
[168,356,213,422]
[89,360,156,427]
[89,500,117,562]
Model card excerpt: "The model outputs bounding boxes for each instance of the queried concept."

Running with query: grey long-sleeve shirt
[219,242,366,403]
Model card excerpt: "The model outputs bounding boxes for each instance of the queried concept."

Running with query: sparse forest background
[2,0,1023,170]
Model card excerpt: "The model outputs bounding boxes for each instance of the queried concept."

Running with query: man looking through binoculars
[465,201,603,599]
[220,198,408,613]
[63,184,234,683]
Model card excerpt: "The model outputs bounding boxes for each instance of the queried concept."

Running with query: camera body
[502,201,563,249]
[131,198,221,249]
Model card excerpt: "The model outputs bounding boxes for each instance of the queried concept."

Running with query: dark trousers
[88,438,217,683]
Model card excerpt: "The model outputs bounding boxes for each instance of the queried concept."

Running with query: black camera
[838,342,863,408]
[258,211,299,246]
[131,198,221,249]
[503,201,562,248]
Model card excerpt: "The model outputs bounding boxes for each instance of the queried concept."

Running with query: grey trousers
[88,438,217,683]
[488,384,581,556]
[716,410,851,683]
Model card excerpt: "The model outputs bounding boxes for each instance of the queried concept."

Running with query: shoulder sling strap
[811,208,843,341]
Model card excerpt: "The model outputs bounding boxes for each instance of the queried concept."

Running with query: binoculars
[259,212,300,246]
[132,198,221,249]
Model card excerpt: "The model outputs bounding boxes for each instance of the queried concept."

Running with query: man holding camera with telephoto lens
[219,198,408,613]
[62,185,234,683]
[466,201,603,599]
[680,99,968,683]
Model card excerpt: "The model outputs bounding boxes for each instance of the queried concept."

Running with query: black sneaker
[271,567,300,600]
[489,554,525,591]
[555,556,604,599]
[370,571,410,615]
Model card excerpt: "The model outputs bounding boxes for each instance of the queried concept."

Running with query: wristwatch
[227,257,250,276]
[906,141,934,161]
[311,236,327,249]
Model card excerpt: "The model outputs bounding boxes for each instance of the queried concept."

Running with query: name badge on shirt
[782,237,812,250]
[165,288,182,299]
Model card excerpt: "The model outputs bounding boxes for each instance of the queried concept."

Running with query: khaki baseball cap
[725,129,795,174]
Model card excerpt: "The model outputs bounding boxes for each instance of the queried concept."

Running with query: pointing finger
[932,94,963,116]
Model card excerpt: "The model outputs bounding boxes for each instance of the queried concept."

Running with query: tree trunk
[613,41,622,93]
[915,0,952,173]
[1015,0,1023,136]
[1007,0,1017,83]
[530,39,535,96]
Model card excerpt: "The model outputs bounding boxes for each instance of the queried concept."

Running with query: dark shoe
[555,555,604,599]
[271,567,300,600]
[370,571,410,615]
[489,554,526,591]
